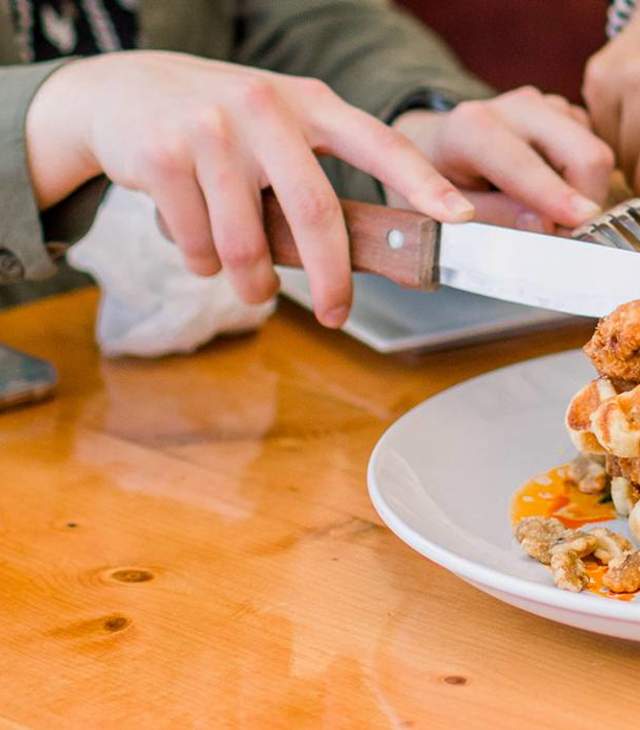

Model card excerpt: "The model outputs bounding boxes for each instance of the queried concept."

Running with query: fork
[574,199,640,250]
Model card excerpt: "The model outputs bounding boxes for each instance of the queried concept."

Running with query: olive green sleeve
[0,61,67,281]
[0,60,107,285]
[232,0,493,203]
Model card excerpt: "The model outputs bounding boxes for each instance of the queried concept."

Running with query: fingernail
[570,195,601,222]
[442,192,475,221]
[515,212,546,233]
[322,305,349,329]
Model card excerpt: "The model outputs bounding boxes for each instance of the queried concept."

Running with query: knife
[262,190,640,319]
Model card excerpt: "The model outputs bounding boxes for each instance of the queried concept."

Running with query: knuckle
[513,84,542,100]
[576,143,616,176]
[584,56,608,92]
[141,136,185,177]
[498,85,541,106]
[294,188,340,228]
[546,94,570,110]
[298,76,334,100]
[450,100,493,130]
[190,106,232,148]
[595,142,616,170]
[222,240,266,270]
[240,77,278,111]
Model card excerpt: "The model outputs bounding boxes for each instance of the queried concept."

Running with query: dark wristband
[385,87,460,126]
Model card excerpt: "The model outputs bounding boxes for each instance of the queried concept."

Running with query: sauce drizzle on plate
[511,465,637,601]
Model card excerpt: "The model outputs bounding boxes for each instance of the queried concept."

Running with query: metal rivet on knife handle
[387,229,405,250]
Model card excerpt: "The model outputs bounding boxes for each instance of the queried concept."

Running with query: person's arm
[25,51,474,327]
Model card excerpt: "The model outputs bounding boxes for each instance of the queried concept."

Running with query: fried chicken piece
[603,551,640,593]
[591,385,640,457]
[565,378,617,454]
[567,454,609,494]
[550,550,590,592]
[584,300,640,382]
[590,527,633,564]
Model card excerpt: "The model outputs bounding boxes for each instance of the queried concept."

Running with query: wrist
[391,109,443,149]
[26,58,101,210]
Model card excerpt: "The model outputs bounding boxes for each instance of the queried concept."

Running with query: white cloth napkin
[68,186,275,358]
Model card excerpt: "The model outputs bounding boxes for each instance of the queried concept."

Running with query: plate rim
[367,349,640,624]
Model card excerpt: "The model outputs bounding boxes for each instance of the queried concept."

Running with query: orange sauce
[511,465,616,528]
[511,464,637,602]
[584,560,636,602]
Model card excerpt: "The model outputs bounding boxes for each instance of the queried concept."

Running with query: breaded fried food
[607,454,640,486]
[550,550,590,592]
[603,551,640,593]
[585,300,640,382]
[591,384,640,457]
[567,454,608,494]
[514,517,573,564]
[590,527,633,564]
[565,378,617,454]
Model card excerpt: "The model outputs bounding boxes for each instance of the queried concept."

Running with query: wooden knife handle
[262,190,440,290]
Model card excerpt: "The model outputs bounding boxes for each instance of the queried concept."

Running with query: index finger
[310,94,475,222]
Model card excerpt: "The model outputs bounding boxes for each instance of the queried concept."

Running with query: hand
[26,51,475,328]
[583,13,640,192]
[389,86,614,233]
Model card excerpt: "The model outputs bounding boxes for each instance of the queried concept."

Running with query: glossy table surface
[0,289,637,730]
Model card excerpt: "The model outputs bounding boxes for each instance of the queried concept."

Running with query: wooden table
[0,289,637,730]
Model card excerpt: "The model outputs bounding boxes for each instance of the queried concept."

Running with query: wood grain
[0,289,637,730]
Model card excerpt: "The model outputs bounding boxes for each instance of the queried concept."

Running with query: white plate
[279,269,577,353]
[367,350,640,641]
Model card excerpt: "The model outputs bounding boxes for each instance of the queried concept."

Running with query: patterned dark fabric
[8,0,138,62]
[608,0,636,37]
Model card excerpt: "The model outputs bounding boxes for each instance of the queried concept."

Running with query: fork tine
[573,198,640,251]
[613,214,640,250]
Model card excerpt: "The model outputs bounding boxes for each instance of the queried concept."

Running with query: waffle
[591,385,640,457]
[565,377,618,454]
